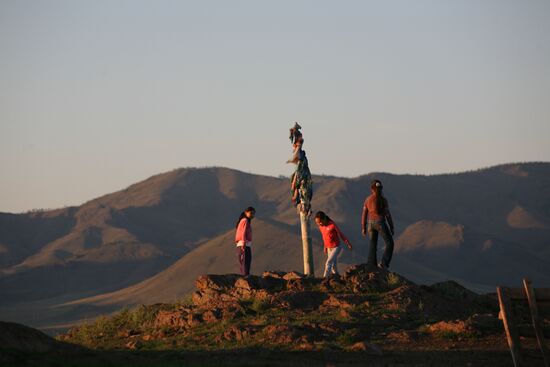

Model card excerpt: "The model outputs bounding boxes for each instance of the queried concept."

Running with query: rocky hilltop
[50,266,524,366]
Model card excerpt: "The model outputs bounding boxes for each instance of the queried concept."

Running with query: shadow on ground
[1,347,518,367]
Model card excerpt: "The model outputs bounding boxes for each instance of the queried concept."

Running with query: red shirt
[364,194,389,222]
[317,220,349,249]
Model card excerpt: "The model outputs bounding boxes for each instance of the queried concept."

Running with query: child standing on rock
[235,207,256,276]
[315,211,353,277]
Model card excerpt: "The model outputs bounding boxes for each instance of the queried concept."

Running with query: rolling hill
[1,162,549,330]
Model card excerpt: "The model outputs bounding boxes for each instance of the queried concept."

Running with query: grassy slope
[36,268,527,367]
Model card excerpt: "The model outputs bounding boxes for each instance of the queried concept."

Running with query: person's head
[370,179,383,194]
[244,207,256,219]
[370,180,386,212]
[236,206,256,228]
[314,211,330,226]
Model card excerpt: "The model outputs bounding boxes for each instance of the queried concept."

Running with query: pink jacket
[235,218,252,245]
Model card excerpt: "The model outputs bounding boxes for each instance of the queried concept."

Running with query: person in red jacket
[235,207,256,276]
[315,211,353,277]
[361,179,395,269]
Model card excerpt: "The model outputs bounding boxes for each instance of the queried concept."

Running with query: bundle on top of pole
[287,122,314,275]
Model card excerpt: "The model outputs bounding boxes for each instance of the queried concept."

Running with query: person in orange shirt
[361,179,395,269]
[315,211,353,277]
[235,207,256,276]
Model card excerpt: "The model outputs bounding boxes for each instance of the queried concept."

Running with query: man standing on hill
[361,179,395,269]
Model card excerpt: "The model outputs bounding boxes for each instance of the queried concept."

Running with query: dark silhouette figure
[361,180,395,269]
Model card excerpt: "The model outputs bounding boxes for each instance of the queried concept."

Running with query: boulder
[262,324,299,344]
[283,271,305,280]
[195,274,242,292]
[320,275,347,292]
[202,309,222,323]
[193,274,286,307]
[384,285,424,313]
[232,276,285,299]
[262,271,287,279]
[154,310,189,329]
[276,290,328,310]
[321,294,370,310]
[344,264,412,294]
[220,325,255,342]
[286,277,322,292]
[186,313,203,327]
[347,340,383,355]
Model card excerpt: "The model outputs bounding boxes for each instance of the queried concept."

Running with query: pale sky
[1,0,549,213]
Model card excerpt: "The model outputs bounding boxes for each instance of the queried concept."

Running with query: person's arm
[290,172,297,189]
[361,201,368,237]
[385,199,395,235]
[335,223,352,250]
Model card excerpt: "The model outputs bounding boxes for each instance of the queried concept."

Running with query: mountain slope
[1,162,549,329]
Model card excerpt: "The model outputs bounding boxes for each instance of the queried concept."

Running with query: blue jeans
[367,221,394,268]
[324,246,343,277]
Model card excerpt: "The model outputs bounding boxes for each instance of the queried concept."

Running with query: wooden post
[287,122,314,276]
[523,278,550,367]
[497,286,523,367]
[300,211,314,276]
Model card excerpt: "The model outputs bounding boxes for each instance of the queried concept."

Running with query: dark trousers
[367,221,394,267]
[237,246,252,276]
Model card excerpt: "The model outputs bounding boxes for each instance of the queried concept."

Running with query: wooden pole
[300,211,314,276]
[523,278,550,367]
[497,286,522,367]
[288,122,314,276]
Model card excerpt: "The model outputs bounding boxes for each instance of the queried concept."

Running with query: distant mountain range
[1,162,549,331]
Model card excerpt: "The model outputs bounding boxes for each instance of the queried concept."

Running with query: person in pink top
[235,206,256,276]
[361,179,395,269]
[314,211,353,278]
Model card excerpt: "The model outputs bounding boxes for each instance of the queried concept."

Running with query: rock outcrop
[149,265,497,347]
[60,264,499,353]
